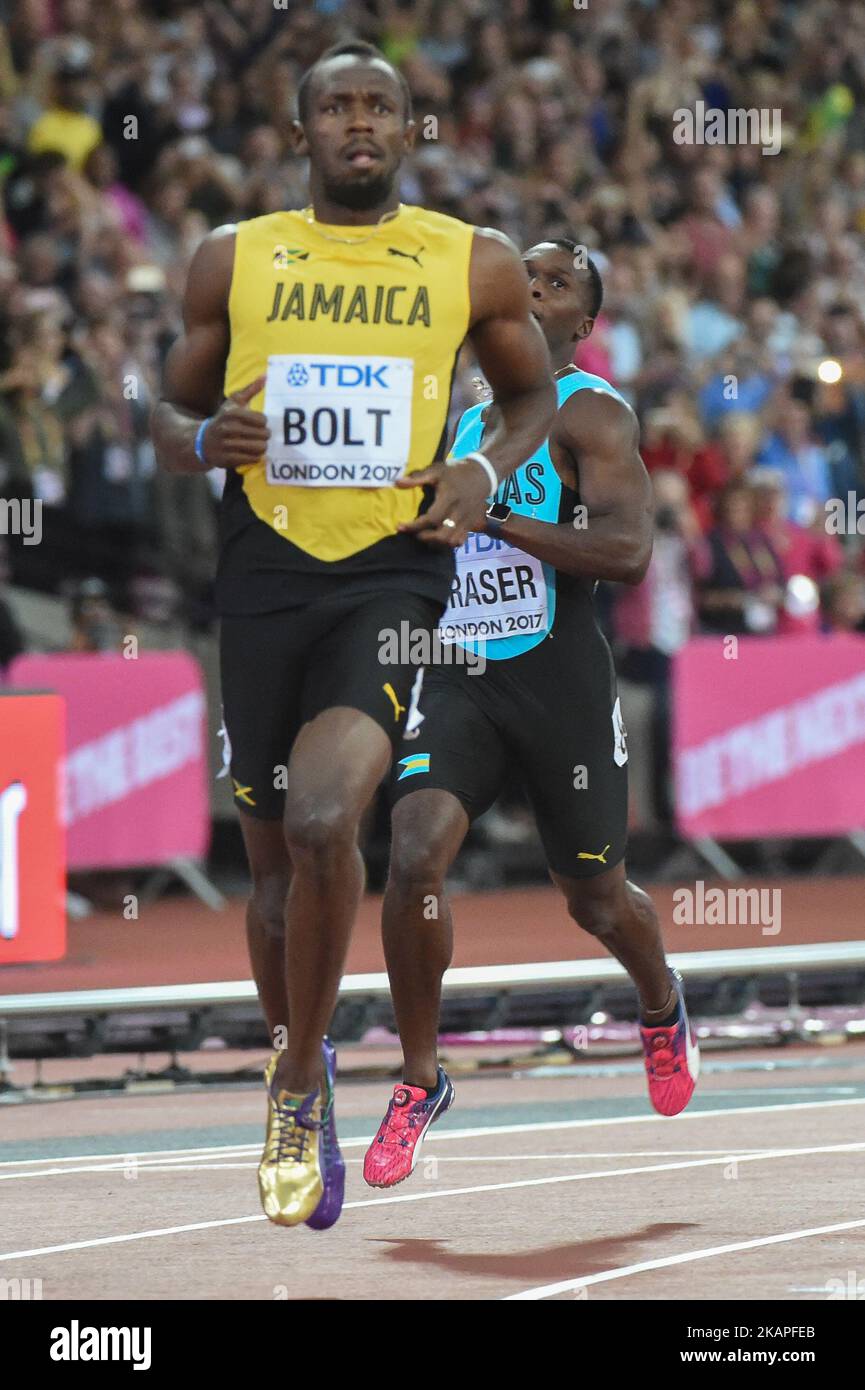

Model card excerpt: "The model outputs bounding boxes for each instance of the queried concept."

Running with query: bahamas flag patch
[397,753,430,781]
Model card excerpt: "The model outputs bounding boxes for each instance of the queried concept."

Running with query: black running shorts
[220,588,443,819]
[390,630,629,879]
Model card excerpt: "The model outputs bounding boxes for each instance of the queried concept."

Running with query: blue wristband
[194,417,213,465]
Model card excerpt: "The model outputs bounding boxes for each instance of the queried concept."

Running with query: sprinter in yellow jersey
[152,40,555,1231]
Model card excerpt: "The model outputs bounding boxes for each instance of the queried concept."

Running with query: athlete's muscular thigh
[506,637,628,879]
[220,611,307,820]
[282,706,391,853]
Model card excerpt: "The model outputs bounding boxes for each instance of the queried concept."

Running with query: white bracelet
[463,451,499,498]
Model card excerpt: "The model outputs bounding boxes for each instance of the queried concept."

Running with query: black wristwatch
[485,502,512,538]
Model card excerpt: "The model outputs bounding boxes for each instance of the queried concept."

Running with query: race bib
[263,353,414,487]
[438,533,549,644]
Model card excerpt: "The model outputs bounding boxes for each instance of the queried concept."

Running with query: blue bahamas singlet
[439,369,626,659]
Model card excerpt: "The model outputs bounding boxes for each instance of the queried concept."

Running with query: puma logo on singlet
[382,683,406,722]
[388,245,425,268]
[577,843,611,864]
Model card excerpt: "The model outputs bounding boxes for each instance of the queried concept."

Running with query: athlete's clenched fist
[199,375,270,469]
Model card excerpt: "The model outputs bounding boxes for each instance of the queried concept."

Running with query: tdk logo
[286,363,389,389]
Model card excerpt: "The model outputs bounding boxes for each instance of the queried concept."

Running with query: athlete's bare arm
[465,229,557,478]
[488,388,653,585]
[151,227,270,473]
[397,228,555,546]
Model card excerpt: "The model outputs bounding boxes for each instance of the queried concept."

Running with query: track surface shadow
[368,1222,698,1282]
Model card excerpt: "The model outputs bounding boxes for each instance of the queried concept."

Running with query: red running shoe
[363,1068,454,1189]
[640,969,700,1117]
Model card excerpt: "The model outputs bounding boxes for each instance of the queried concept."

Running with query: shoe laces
[645,1027,680,1080]
[319,1088,336,1153]
[269,1091,321,1165]
[377,1086,433,1148]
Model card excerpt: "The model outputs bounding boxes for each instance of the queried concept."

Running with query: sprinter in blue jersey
[363,241,700,1187]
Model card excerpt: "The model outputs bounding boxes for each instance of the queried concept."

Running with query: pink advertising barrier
[672,635,865,840]
[8,652,209,870]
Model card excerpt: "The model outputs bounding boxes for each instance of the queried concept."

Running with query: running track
[3,1044,865,1301]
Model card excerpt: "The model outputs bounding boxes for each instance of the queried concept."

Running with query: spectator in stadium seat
[737,186,782,297]
[0,306,100,592]
[613,470,701,824]
[756,391,834,525]
[599,257,644,400]
[713,411,763,490]
[418,0,471,72]
[67,576,123,652]
[821,571,865,634]
[204,75,251,158]
[4,0,865,655]
[0,307,96,506]
[751,469,845,584]
[82,143,148,244]
[810,307,865,499]
[684,253,746,362]
[63,315,158,605]
[672,169,737,282]
[697,344,775,426]
[16,232,65,289]
[99,49,167,191]
[27,57,101,170]
[644,393,778,534]
[694,481,785,636]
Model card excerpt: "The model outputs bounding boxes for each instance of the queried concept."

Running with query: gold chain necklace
[300,203,403,245]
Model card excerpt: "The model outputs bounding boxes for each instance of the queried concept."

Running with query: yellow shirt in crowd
[28,108,102,169]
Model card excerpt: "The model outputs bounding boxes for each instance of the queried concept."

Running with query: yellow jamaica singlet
[216,204,475,614]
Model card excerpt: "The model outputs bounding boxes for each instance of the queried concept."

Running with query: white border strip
[3,941,865,1016]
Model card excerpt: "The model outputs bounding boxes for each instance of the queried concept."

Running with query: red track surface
[2,1049,865,1301]
[3,877,864,1301]
[3,877,863,994]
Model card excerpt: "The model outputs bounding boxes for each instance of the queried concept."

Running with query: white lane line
[3,1095,864,1176]
[115,1163,256,1172]
[505,1217,865,1300]
[0,1142,259,1169]
[0,1148,785,1181]
[351,1149,774,1162]
[0,1144,841,1180]
[0,1157,261,1181]
[0,1215,264,1262]
[2,1140,863,1265]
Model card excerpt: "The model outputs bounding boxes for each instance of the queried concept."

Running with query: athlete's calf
[551,862,673,1017]
[277,707,392,1093]
[383,790,469,1090]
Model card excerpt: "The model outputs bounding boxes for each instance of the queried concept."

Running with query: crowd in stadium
[1,0,864,681]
